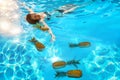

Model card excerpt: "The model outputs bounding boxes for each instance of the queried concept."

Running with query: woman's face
[31,14,40,20]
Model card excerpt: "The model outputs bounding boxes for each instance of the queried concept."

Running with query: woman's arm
[40,20,55,42]
[21,2,34,13]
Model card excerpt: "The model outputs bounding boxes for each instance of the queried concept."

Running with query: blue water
[0,0,120,80]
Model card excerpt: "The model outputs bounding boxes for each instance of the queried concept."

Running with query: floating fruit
[69,42,91,48]
[55,70,82,78]
[52,61,66,69]
[78,42,91,48]
[67,70,82,78]
[29,37,45,51]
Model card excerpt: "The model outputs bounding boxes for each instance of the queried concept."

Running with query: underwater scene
[0,0,120,80]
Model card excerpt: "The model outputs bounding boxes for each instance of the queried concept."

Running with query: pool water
[0,0,120,80]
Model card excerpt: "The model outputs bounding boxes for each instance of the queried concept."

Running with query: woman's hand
[51,34,56,42]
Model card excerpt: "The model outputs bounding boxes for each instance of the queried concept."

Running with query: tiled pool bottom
[83,43,120,80]
[0,37,120,80]
[0,39,45,80]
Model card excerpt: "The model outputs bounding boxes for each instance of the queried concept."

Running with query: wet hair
[26,14,40,24]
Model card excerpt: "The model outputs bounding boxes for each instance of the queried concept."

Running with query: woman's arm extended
[40,20,55,42]
[21,2,34,13]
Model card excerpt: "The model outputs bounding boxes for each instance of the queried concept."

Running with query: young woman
[21,3,55,42]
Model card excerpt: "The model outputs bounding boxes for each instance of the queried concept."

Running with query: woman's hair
[26,14,40,24]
